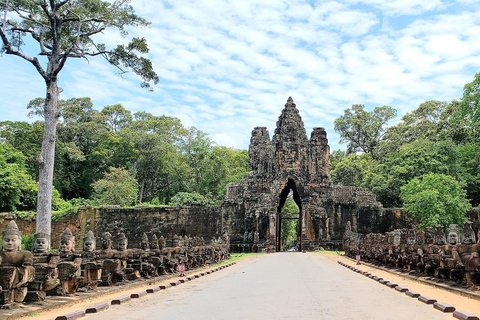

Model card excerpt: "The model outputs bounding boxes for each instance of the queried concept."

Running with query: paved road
[88,253,450,320]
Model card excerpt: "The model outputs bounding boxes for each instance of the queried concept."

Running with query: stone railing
[343,222,480,288]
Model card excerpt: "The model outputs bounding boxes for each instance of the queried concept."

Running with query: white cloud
[1,0,480,153]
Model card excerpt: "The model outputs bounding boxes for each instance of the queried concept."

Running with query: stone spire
[272,97,308,172]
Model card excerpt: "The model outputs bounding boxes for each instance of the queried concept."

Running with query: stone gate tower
[222,97,384,252]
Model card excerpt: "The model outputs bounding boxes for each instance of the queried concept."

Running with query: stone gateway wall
[0,205,222,250]
[221,97,412,252]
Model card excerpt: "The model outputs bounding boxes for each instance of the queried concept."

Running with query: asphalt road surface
[87,253,451,320]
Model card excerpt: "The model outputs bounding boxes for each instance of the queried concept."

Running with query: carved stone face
[34,237,50,253]
[448,232,459,245]
[116,239,128,251]
[83,240,95,252]
[102,234,112,250]
[59,238,75,253]
[2,234,21,251]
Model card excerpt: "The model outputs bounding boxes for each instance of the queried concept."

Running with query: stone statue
[447,224,460,245]
[424,227,434,244]
[407,229,416,245]
[0,221,35,304]
[140,233,149,251]
[393,230,401,246]
[461,222,476,245]
[83,231,96,252]
[150,234,159,250]
[433,226,446,245]
[253,231,259,243]
[59,228,76,253]
[101,232,113,250]
[115,233,128,251]
[159,236,166,250]
[33,232,50,253]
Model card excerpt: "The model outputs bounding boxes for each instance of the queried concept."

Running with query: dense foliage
[332,72,480,229]
[400,173,470,229]
[0,99,249,214]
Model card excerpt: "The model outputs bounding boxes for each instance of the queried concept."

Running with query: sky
[1,0,480,151]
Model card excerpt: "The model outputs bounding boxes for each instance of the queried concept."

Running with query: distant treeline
[0,99,248,215]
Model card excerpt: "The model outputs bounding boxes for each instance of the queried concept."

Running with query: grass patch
[315,250,345,255]
[212,252,264,267]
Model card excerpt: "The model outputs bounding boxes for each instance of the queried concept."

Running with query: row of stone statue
[343,222,480,287]
[0,221,230,306]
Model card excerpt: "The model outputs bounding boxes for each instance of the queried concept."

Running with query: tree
[281,196,299,251]
[330,153,374,187]
[101,104,132,133]
[453,72,480,141]
[380,100,453,155]
[169,192,216,207]
[334,104,396,159]
[0,143,37,211]
[0,0,158,239]
[92,167,138,207]
[400,173,470,230]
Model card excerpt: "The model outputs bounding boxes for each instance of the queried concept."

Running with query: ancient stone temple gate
[222,97,387,252]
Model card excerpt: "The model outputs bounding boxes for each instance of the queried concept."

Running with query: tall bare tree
[1,0,158,244]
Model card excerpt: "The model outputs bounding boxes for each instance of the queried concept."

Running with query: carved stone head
[83,230,96,252]
[393,230,401,245]
[461,222,476,245]
[407,229,416,245]
[34,232,50,253]
[159,236,166,250]
[447,224,460,245]
[140,233,149,250]
[414,228,425,246]
[150,234,159,250]
[424,227,434,244]
[59,228,75,253]
[2,221,22,251]
[172,234,180,247]
[433,226,446,245]
[101,232,113,250]
[116,233,128,251]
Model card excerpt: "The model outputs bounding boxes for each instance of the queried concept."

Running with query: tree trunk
[36,80,60,239]
[139,178,145,203]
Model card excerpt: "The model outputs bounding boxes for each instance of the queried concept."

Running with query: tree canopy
[400,173,470,230]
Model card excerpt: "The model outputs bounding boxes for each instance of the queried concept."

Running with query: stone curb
[85,302,109,314]
[434,302,456,313]
[405,290,420,298]
[147,286,160,293]
[418,295,437,305]
[111,296,131,305]
[453,310,480,320]
[131,291,148,299]
[54,310,85,320]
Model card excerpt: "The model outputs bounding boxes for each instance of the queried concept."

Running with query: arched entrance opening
[276,179,302,252]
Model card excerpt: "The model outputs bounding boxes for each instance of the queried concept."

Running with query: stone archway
[276,179,302,252]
